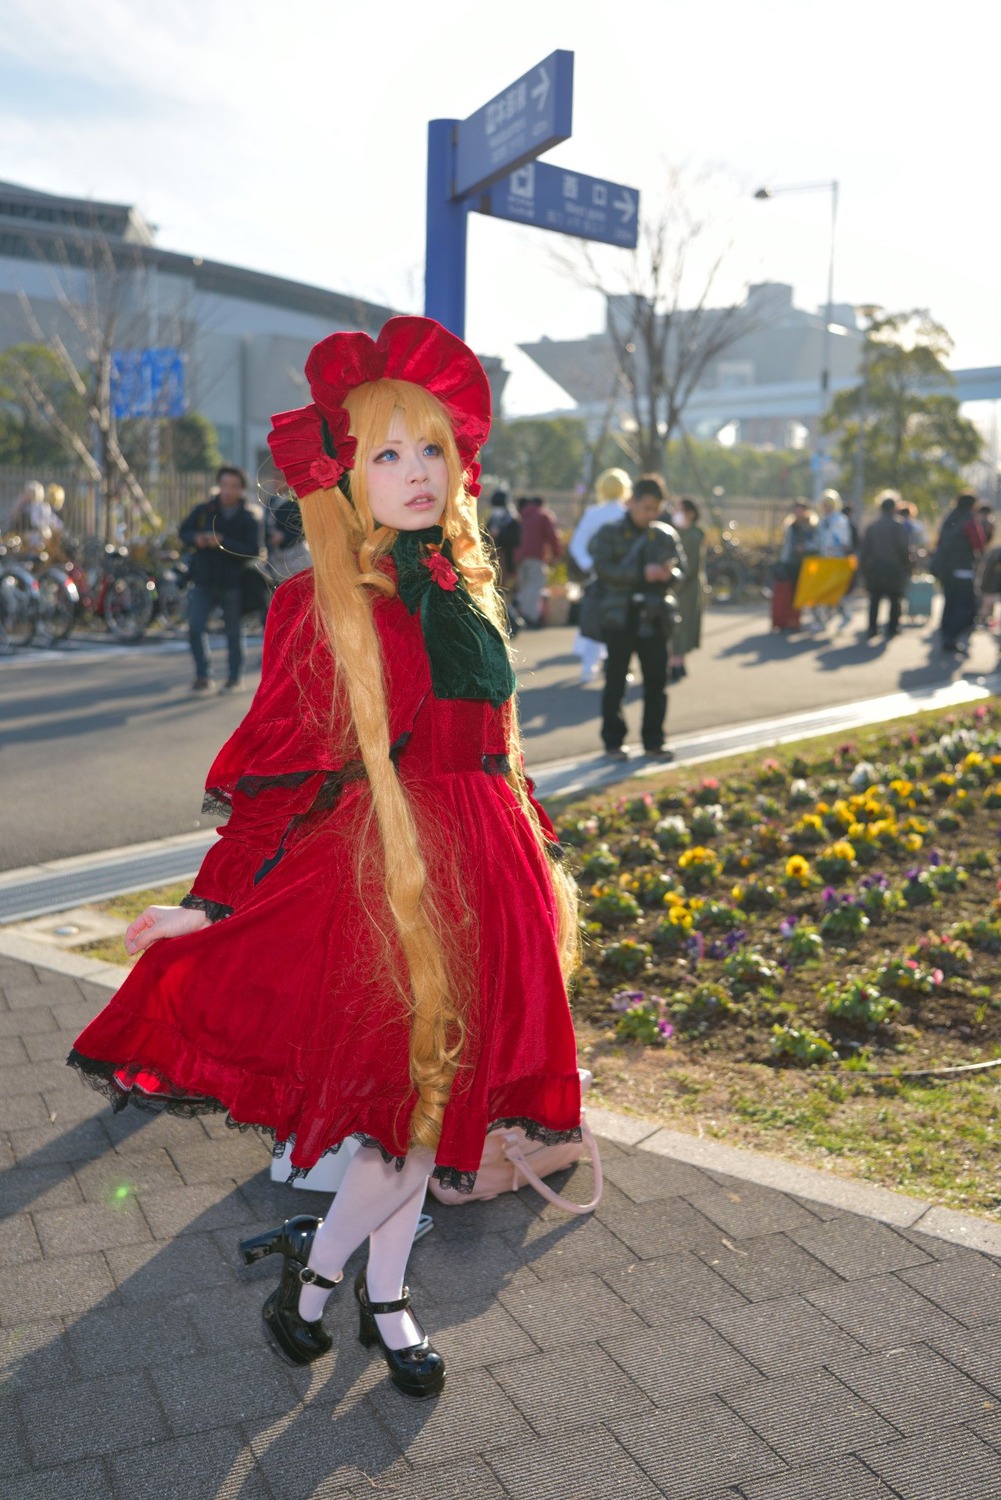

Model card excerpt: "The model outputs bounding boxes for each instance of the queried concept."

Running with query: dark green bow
[392,526,516,708]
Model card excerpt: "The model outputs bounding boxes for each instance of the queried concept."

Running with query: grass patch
[75,881,191,967]
[559,697,1001,1218]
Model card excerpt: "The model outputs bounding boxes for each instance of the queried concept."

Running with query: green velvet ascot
[391,526,516,708]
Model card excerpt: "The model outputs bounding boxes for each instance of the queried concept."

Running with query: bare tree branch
[549,167,764,472]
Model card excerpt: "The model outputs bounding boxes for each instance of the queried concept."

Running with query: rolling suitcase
[771,579,800,631]
[905,574,935,623]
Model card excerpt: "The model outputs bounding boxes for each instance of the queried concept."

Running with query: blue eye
[423,442,442,458]
[374,448,398,462]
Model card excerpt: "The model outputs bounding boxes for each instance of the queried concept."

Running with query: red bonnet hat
[268,316,491,501]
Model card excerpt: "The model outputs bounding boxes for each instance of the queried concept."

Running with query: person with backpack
[932,491,988,655]
[568,467,631,683]
[483,488,521,634]
[588,474,686,759]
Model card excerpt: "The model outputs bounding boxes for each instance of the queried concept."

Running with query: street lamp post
[754,180,839,504]
[852,304,881,509]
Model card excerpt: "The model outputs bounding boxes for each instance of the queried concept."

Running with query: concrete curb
[4,931,998,1259]
[0,930,132,990]
[587,1106,1001,1257]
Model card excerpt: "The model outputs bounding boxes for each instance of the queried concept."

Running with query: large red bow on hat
[306,316,491,465]
[267,403,357,502]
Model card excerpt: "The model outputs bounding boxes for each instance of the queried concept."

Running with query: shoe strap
[298,1265,344,1290]
[364,1284,412,1314]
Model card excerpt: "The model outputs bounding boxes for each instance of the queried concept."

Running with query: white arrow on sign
[531,65,550,110]
[614,191,637,224]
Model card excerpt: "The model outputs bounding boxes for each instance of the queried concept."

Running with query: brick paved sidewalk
[2,953,1000,1500]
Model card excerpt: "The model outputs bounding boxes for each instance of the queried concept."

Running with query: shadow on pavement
[0,993,604,1499]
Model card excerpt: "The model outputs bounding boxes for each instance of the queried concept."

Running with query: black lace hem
[66,1049,275,1141]
[67,1051,581,1196]
[179,894,233,923]
[277,1118,583,1192]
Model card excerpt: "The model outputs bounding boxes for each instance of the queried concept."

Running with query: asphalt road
[1,598,996,870]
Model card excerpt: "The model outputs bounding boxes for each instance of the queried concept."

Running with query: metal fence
[0,468,218,541]
[1,466,796,547]
[518,489,791,542]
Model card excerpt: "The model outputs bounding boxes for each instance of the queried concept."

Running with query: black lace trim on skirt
[66,1051,580,1195]
[273,1119,582,1191]
[203,764,368,819]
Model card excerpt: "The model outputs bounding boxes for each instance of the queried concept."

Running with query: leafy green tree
[822,311,982,514]
[169,412,222,472]
[0,343,88,465]
[664,438,810,501]
[118,411,222,473]
[482,416,587,491]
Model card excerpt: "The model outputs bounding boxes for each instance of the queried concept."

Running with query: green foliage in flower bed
[558,700,1001,1073]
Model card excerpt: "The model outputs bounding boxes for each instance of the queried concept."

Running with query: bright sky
[4,0,1000,415]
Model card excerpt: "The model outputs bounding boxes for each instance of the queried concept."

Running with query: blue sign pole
[425,118,469,337]
[424,50,638,337]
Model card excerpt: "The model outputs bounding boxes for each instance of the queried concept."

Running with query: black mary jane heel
[238,1214,342,1366]
[355,1268,446,1398]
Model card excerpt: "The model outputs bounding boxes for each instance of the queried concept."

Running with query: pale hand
[125,905,210,955]
[644,563,672,582]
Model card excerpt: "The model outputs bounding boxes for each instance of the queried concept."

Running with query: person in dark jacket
[588,475,686,760]
[265,495,309,581]
[178,466,263,692]
[933,491,989,654]
[484,489,522,635]
[858,491,912,641]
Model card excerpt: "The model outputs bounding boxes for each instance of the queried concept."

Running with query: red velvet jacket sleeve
[186,570,434,916]
[186,573,343,915]
[187,775,328,914]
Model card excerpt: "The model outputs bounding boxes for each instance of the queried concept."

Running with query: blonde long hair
[297,379,578,1151]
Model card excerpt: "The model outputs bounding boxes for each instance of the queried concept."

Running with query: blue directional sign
[111,348,185,421]
[481,161,639,249]
[453,50,573,199]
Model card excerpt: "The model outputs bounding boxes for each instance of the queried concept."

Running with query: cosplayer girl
[68,317,582,1399]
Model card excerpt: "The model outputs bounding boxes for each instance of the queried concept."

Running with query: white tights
[297,1144,434,1349]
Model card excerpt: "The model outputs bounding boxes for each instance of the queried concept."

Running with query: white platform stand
[269,1135,360,1192]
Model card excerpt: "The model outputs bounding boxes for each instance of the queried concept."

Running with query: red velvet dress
[69,570,582,1188]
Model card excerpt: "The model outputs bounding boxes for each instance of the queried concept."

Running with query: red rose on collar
[423,551,458,591]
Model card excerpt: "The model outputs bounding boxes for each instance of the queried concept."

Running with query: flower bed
[556,702,1001,1216]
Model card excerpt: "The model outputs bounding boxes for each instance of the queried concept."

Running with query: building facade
[0,180,506,482]
[520,282,866,447]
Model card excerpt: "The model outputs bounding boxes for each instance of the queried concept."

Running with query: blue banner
[111,348,185,421]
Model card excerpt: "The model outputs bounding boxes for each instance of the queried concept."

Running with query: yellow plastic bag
[793,556,856,610]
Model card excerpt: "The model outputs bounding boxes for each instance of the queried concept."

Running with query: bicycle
[128,537,190,632]
[0,540,41,648]
[705,521,777,604]
[39,536,157,643]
